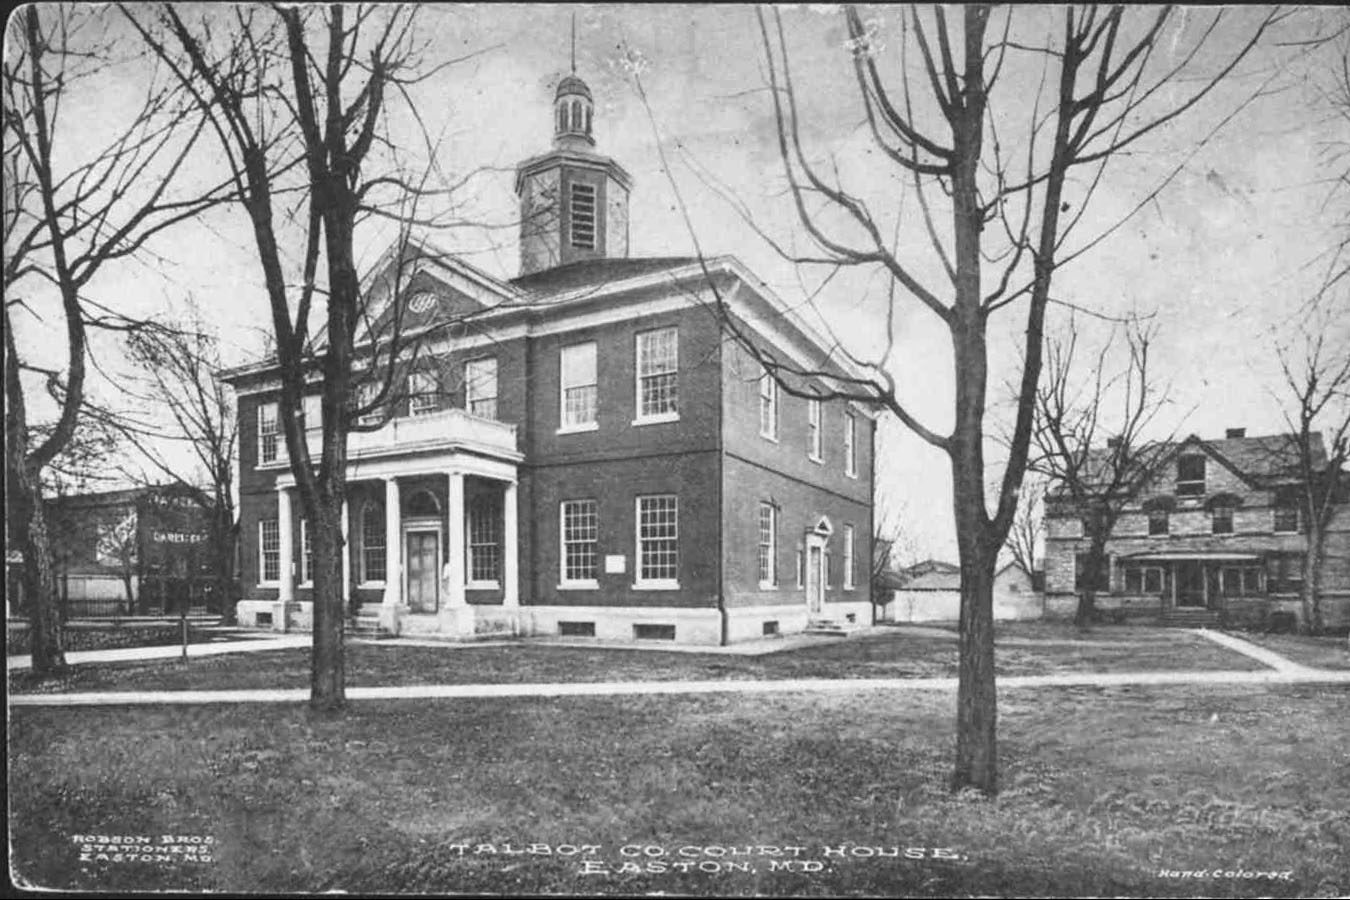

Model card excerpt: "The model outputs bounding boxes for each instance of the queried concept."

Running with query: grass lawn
[9,683,1348,896]
[7,627,1265,695]
[1226,630,1350,670]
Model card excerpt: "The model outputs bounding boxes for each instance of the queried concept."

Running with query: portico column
[502,481,519,608]
[340,498,351,605]
[277,487,295,603]
[447,471,466,607]
[383,477,402,608]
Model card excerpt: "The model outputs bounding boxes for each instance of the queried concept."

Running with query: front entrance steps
[1161,607,1220,627]
[804,617,861,637]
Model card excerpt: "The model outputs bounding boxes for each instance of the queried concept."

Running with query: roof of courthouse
[510,256,703,297]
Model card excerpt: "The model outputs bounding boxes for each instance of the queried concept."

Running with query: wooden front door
[807,545,824,614]
[405,530,439,613]
[1175,561,1205,608]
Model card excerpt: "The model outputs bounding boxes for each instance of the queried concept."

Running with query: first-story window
[1074,553,1110,591]
[361,502,386,583]
[1220,566,1263,597]
[795,549,804,589]
[259,518,280,583]
[299,518,313,584]
[1268,554,1305,594]
[258,401,278,464]
[464,357,498,420]
[1123,564,1164,594]
[468,496,502,584]
[636,494,678,585]
[757,502,777,587]
[561,499,598,584]
[843,524,856,589]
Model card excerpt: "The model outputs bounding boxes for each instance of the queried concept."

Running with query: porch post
[502,480,519,607]
[382,477,402,608]
[447,471,466,607]
[277,487,295,603]
[340,498,351,606]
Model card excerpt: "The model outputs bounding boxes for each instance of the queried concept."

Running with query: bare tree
[128,3,495,710]
[1006,474,1043,584]
[696,4,1281,795]
[1031,321,1176,627]
[4,5,228,675]
[121,314,239,618]
[1276,326,1350,634]
[94,510,140,609]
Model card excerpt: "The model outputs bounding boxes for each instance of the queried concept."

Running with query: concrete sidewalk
[6,634,311,671]
[10,666,1350,707]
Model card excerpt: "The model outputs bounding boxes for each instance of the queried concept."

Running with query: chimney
[1225,427,1246,439]
[1106,437,1122,449]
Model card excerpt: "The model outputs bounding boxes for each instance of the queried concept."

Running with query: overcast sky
[15,4,1350,562]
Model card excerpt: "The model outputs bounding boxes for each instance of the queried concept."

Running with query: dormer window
[570,182,596,249]
[1176,454,1206,496]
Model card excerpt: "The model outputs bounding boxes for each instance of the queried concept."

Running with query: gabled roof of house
[1057,431,1326,498]
[900,570,962,591]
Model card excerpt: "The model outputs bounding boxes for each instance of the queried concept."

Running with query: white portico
[262,407,523,637]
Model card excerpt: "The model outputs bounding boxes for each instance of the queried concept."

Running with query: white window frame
[795,549,804,589]
[570,181,597,249]
[299,518,313,586]
[359,501,386,586]
[634,494,679,589]
[464,357,498,420]
[807,395,822,462]
[758,372,779,441]
[757,502,778,588]
[467,495,502,588]
[634,327,679,425]
[844,413,858,478]
[1176,454,1206,496]
[559,499,599,589]
[355,383,384,428]
[258,518,280,585]
[843,524,856,590]
[408,371,437,417]
[559,342,599,433]
[257,401,279,465]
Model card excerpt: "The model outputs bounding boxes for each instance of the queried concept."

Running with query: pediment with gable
[806,515,833,537]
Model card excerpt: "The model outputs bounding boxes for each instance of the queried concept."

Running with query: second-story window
[635,327,678,422]
[1176,454,1206,495]
[1148,508,1169,536]
[1211,504,1234,535]
[844,412,858,478]
[407,371,437,417]
[464,357,498,420]
[570,182,596,249]
[808,395,822,461]
[1273,486,1300,533]
[758,372,779,440]
[560,342,598,430]
[257,401,279,464]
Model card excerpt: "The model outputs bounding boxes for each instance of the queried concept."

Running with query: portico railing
[291,407,521,462]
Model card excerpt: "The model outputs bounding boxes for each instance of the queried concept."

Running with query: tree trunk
[1300,531,1324,635]
[1076,538,1108,628]
[309,490,347,711]
[953,529,998,796]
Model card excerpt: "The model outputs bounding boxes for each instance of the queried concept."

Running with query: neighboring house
[221,68,877,646]
[1043,429,1350,628]
[36,486,213,617]
[878,561,1043,623]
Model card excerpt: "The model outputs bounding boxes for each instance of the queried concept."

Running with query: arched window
[407,489,441,518]
[571,99,582,131]
[556,104,567,133]
[583,104,592,135]
[361,501,386,583]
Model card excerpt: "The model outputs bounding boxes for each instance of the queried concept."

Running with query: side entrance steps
[1160,608,1221,628]
[348,612,393,640]
[804,618,854,637]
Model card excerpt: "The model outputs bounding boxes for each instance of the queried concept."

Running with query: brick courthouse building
[222,71,875,645]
